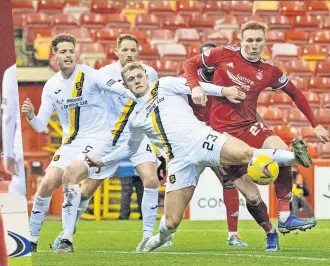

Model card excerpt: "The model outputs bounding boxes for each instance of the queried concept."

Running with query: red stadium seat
[79,12,107,28]
[176,1,201,16]
[286,109,309,127]
[272,125,298,145]
[299,127,320,143]
[279,2,306,16]
[213,14,238,31]
[315,61,330,77]
[93,29,147,44]
[299,45,328,61]
[62,1,91,19]
[229,1,253,16]
[319,93,330,109]
[310,31,330,45]
[322,17,330,30]
[318,142,330,158]
[262,108,284,126]
[11,0,34,13]
[266,31,285,44]
[25,28,52,45]
[103,43,117,60]
[157,43,187,61]
[124,1,145,9]
[106,14,131,29]
[147,29,175,45]
[285,59,313,77]
[307,143,318,159]
[305,2,329,15]
[284,30,309,45]
[266,16,294,30]
[257,106,268,117]
[272,43,298,61]
[53,27,92,43]
[12,13,26,29]
[289,76,309,91]
[147,1,175,16]
[269,92,293,109]
[93,58,117,70]
[200,1,228,16]
[189,14,214,31]
[78,42,106,66]
[257,92,270,107]
[185,43,202,58]
[135,14,161,30]
[175,28,200,45]
[139,43,160,60]
[202,29,229,46]
[51,13,78,29]
[303,92,320,108]
[25,13,51,28]
[308,77,330,93]
[294,16,321,31]
[37,0,65,13]
[155,60,183,77]
[90,0,125,14]
[161,15,187,30]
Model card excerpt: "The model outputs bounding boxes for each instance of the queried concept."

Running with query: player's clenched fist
[222,86,246,104]
[21,98,35,120]
[192,86,208,106]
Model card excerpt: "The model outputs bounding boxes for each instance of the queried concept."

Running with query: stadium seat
[319,93,330,109]
[256,106,268,117]
[214,14,239,31]
[135,14,161,30]
[254,1,279,16]
[53,27,92,43]
[307,143,318,159]
[189,14,214,31]
[175,28,200,45]
[279,2,306,16]
[315,108,330,127]
[284,30,309,45]
[286,109,309,127]
[106,14,131,29]
[185,43,202,58]
[266,16,294,30]
[79,12,107,28]
[78,42,106,66]
[262,108,284,126]
[12,13,26,29]
[176,1,201,16]
[285,59,313,77]
[318,142,330,158]
[161,15,187,30]
[202,29,229,46]
[93,58,116,69]
[303,92,320,108]
[25,13,51,28]
[294,16,321,31]
[299,127,320,143]
[147,29,175,45]
[26,28,52,45]
[229,1,253,16]
[51,13,78,29]
[147,1,175,16]
[272,43,298,61]
[11,0,35,13]
[157,43,187,61]
[308,77,330,93]
[124,1,145,10]
[37,0,65,13]
[257,92,270,107]
[322,17,330,30]
[269,91,293,109]
[289,76,309,91]
[266,31,285,44]
[272,125,298,145]
[63,1,91,20]
[93,29,147,44]
[200,1,228,16]
[155,60,183,77]
[90,0,125,14]
[139,43,160,60]
[103,43,117,60]
[305,1,329,15]
[299,45,328,61]
[315,61,330,77]
[310,31,330,45]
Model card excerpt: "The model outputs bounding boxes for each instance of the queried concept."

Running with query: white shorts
[166,130,228,192]
[130,136,157,167]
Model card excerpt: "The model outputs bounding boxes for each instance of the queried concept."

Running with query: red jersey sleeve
[183,47,224,89]
[268,64,289,91]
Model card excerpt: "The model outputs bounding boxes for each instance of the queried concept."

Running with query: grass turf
[25,219,330,266]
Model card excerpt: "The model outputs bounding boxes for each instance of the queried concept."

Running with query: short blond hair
[121,62,145,81]
[240,20,268,40]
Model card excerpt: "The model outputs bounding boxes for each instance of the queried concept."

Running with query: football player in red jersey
[188,42,247,247]
[184,20,329,250]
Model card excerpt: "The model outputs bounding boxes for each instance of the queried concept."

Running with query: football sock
[142,188,159,239]
[62,184,80,243]
[246,200,273,233]
[76,197,90,223]
[223,187,239,235]
[253,149,295,166]
[30,196,52,243]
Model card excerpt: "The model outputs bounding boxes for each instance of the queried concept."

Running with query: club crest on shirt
[256,70,263,80]
[53,155,60,161]
[203,49,211,57]
[76,81,83,90]
[169,175,176,184]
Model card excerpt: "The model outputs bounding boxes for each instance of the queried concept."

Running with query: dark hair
[51,34,76,52]
[117,34,138,48]
[199,42,217,54]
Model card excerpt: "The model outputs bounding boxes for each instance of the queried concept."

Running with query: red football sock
[223,188,239,232]
[274,166,293,212]
[246,200,273,232]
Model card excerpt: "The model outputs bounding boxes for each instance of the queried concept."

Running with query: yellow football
[248,154,279,185]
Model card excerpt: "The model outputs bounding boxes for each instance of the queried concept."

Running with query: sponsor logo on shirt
[64,97,88,109]
[227,70,254,91]
[106,79,116,87]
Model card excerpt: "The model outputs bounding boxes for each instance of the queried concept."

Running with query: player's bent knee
[165,215,181,230]
[63,161,88,184]
[234,147,254,164]
[246,193,261,206]
[142,175,159,189]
